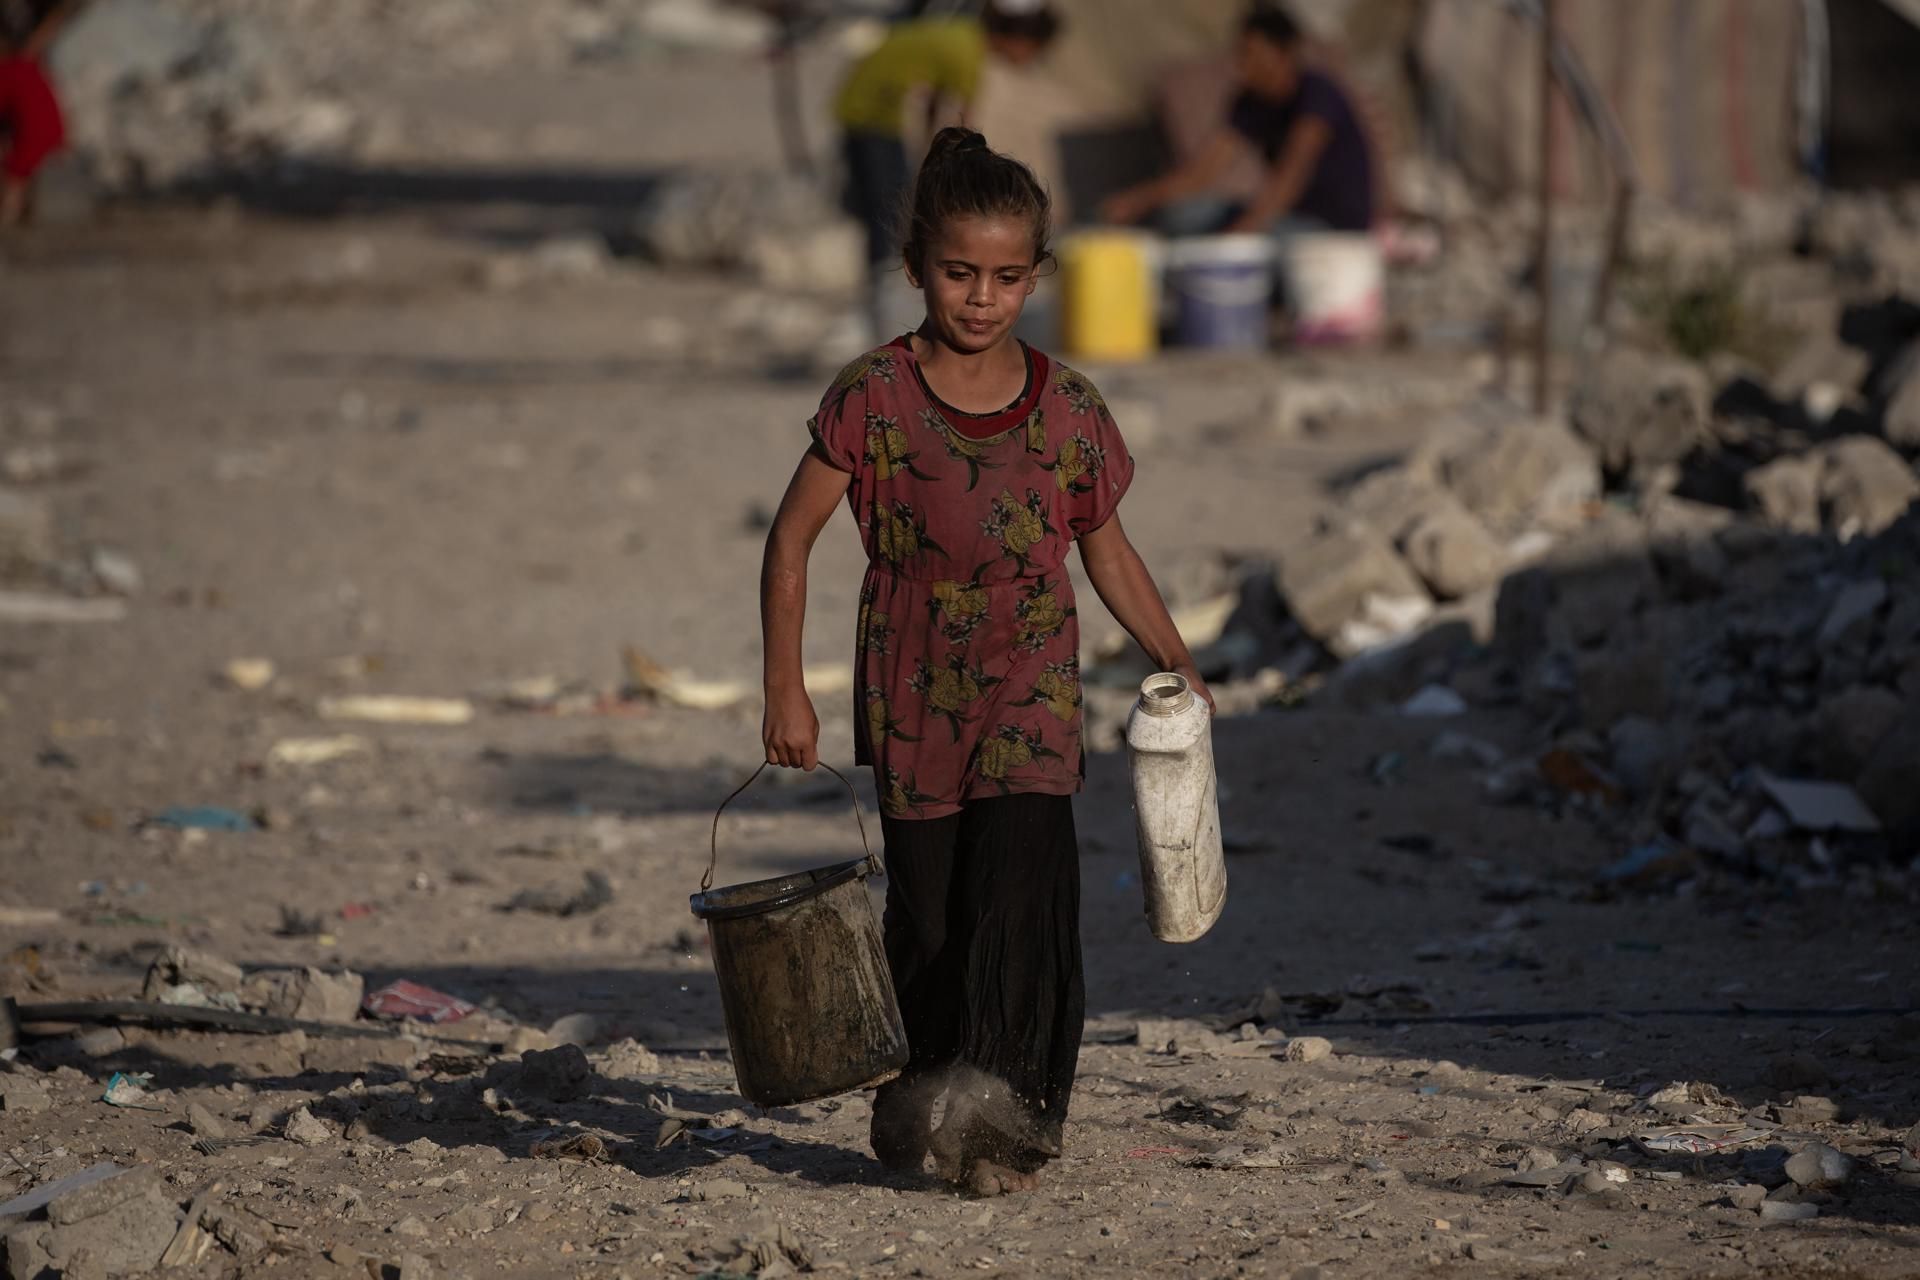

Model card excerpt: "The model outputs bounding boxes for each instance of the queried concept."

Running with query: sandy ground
[3,52,1919,1280]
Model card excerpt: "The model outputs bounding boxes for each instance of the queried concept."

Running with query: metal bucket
[689,764,909,1108]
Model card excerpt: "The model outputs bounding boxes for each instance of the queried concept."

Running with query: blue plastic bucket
[1166,234,1275,350]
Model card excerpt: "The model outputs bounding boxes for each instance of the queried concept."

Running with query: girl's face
[907,214,1039,356]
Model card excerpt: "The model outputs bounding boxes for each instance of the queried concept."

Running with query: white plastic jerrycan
[1125,672,1227,943]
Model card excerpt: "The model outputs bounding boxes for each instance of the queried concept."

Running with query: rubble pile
[41,0,784,193]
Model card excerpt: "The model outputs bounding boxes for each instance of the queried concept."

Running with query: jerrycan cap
[1138,672,1194,717]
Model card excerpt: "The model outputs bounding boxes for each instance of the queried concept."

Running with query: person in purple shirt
[1102,4,1376,240]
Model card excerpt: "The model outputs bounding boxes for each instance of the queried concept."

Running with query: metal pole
[1534,0,1556,413]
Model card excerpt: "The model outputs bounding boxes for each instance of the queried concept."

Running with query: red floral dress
[808,337,1133,819]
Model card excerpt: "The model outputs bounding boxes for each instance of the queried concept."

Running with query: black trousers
[876,793,1085,1165]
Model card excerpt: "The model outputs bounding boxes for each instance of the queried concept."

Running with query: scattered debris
[101,1071,165,1111]
[265,736,369,767]
[147,806,255,832]
[529,1133,606,1162]
[0,591,129,623]
[1635,1124,1774,1156]
[362,980,477,1024]
[222,658,276,691]
[317,695,475,725]
[501,871,614,918]
[282,1107,335,1146]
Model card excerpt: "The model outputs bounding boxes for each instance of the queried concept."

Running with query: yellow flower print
[909,654,1003,741]
[982,487,1052,570]
[1016,659,1082,722]
[825,350,898,416]
[1043,432,1105,496]
[1052,365,1109,418]
[872,500,945,565]
[866,687,919,744]
[1024,409,1047,453]
[1014,576,1073,652]
[929,578,990,644]
[974,723,1063,790]
[859,602,893,655]
[865,411,932,481]
[883,766,934,817]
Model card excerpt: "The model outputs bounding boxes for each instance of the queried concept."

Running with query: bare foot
[960,1156,1038,1196]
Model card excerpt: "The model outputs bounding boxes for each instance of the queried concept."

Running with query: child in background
[760,127,1212,1195]
[835,1,1060,336]
[0,0,76,228]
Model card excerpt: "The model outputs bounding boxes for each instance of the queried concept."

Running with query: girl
[760,127,1212,1196]
[0,0,75,228]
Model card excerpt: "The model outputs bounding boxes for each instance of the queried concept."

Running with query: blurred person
[0,0,76,228]
[835,1,1061,331]
[760,127,1210,1194]
[1101,3,1376,242]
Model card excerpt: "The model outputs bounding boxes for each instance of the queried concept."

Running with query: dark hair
[982,1,1061,46]
[900,127,1054,276]
[1242,4,1303,47]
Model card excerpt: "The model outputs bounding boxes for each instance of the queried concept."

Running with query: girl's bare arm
[1077,515,1215,710]
[761,448,853,769]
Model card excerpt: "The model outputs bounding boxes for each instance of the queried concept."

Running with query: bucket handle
[705,761,876,893]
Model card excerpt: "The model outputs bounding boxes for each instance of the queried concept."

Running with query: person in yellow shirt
[837,1,1060,328]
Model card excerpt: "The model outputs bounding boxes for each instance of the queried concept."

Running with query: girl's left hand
[1172,662,1216,714]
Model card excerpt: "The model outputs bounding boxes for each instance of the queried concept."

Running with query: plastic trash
[362,980,477,1023]
[1125,673,1226,944]
[150,806,255,832]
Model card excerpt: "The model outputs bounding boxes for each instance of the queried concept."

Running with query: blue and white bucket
[1165,234,1275,351]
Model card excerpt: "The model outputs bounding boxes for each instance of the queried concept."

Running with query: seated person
[1102,4,1374,241]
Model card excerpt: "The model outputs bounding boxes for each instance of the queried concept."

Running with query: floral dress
[808,337,1133,819]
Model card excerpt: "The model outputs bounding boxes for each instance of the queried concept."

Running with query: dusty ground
[3,54,1920,1280]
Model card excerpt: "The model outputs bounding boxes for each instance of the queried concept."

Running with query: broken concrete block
[43,1175,176,1278]
[1725,1183,1768,1212]
[283,1107,335,1146]
[185,1102,227,1141]
[1283,1036,1334,1064]
[1744,453,1824,534]
[1817,435,1920,539]
[518,1043,592,1103]
[255,967,364,1024]
[1785,1142,1854,1189]
[1397,500,1506,600]
[2,1224,52,1280]
[1443,416,1600,534]
[140,946,243,1003]
[1274,530,1428,644]
[0,1078,50,1114]
[1568,348,1711,476]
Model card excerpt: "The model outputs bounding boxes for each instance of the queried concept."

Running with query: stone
[45,1168,159,1228]
[545,1013,600,1048]
[248,966,365,1024]
[1397,501,1506,600]
[1644,495,1733,597]
[1758,1199,1819,1223]
[1855,693,1920,835]
[0,1078,50,1114]
[1568,348,1711,477]
[528,234,611,282]
[283,1106,335,1146]
[1901,1121,1920,1173]
[1745,454,1824,534]
[1274,530,1428,644]
[44,1184,176,1277]
[0,490,54,573]
[744,221,865,296]
[1784,1142,1853,1189]
[1813,685,1904,777]
[1818,580,1889,649]
[141,946,243,1003]
[1442,416,1601,534]
[87,548,141,596]
[1283,1036,1334,1064]
[1818,435,1920,539]
[185,1101,227,1141]
[2,1224,52,1280]
[1726,1184,1768,1212]
[518,1043,592,1103]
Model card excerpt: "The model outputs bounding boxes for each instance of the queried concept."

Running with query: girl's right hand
[763,686,821,771]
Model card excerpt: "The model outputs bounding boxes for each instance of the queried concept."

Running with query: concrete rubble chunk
[246,967,365,1025]
[1274,530,1428,646]
[1442,416,1600,534]
[44,1179,176,1277]
[1744,453,1824,534]
[1396,500,1507,600]
[283,1107,335,1147]
[1759,1199,1820,1223]
[1884,341,1920,449]
[45,1167,159,1228]
[141,946,243,1003]
[0,1078,50,1115]
[3,1223,53,1280]
[1817,435,1920,539]
[1785,1142,1853,1189]
[185,1102,227,1141]
[1726,1184,1768,1212]
[518,1043,593,1103]
[1568,348,1711,476]
[1283,1036,1334,1064]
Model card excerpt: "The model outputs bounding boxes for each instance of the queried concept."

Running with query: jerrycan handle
[705,761,877,893]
